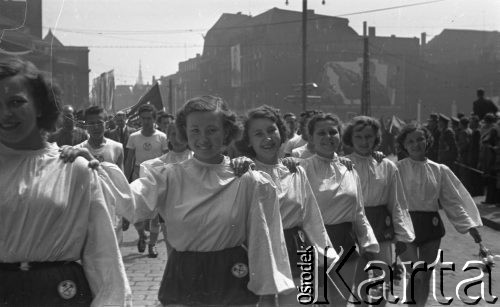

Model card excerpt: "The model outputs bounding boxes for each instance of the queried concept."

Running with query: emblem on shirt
[231,263,248,278]
[58,280,77,299]
[143,142,152,151]
[385,216,391,227]
[432,216,439,227]
[298,230,306,243]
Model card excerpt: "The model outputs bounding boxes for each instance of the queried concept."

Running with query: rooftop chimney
[368,26,376,37]
[421,32,427,46]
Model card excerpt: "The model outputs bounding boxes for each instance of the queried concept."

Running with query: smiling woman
[131,96,295,306]
[0,57,132,307]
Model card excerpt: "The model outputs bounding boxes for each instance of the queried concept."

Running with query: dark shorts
[364,205,394,242]
[159,246,258,306]
[409,211,446,246]
[284,226,311,278]
[0,261,92,307]
[325,222,359,259]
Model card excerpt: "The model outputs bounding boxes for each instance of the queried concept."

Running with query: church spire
[136,60,144,86]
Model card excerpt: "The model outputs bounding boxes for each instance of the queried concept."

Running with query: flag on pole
[127,83,163,120]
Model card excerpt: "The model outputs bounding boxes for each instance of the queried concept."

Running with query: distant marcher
[291,110,321,159]
[48,105,88,146]
[426,113,440,161]
[437,114,458,173]
[468,115,483,196]
[473,88,498,120]
[282,112,306,157]
[125,104,168,257]
[456,117,472,191]
[478,113,500,203]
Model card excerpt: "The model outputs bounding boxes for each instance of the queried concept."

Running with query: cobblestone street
[121,209,500,307]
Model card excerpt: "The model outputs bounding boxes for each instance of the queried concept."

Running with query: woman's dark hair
[342,116,382,148]
[236,105,288,158]
[0,57,61,132]
[307,112,342,138]
[175,95,241,146]
[395,124,433,156]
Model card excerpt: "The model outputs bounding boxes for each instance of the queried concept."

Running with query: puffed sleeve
[352,172,380,253]
[130,161,169,223]
[96,162,135,224]
[387,166,415,243]
[298,167,337,265]
[439,164,482,233]
[82,173,132,307]
[245,171,295,295]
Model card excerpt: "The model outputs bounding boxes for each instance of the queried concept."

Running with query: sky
[40,0,500,86]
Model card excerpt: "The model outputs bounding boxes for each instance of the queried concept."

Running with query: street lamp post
[286,0,325,111]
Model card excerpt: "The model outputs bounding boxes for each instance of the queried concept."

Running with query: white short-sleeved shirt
[126,130,168,165]
[77,138,123,167]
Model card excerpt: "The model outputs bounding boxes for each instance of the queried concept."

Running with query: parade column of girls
[0,57,132,306]
[396,124,483,307]
[292,112,379,306]
[343,116,415,306]
[131,96,295,306]
[235,105,339,306]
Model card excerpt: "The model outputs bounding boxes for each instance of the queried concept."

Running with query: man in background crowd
[125,104,168,258]
[426,113,440,161]
[473,88,498,120]
[156,111,175,134]
[437,114,458,173]
[48,105,88,146]
[282,112,306,157]
[77,106,125,241]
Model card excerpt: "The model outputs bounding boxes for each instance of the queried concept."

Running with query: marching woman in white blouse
[236,105,336,306]
[0,57,131,306]
[395,124,483,307]
[132,96,294,306]
[298,112,379,306]
[344,116,415,306]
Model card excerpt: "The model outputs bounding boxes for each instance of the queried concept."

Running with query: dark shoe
[122,218,130,231]
[148,244,158,258]
[137,237,146,253]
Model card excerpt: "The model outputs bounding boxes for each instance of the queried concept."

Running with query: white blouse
[0,142,131,307]
[347,153,415,243]
[397,158,482,233]
[146,149,193,166]
[254,160,336,261]
[131,156,295,295]
[300,154,379,253]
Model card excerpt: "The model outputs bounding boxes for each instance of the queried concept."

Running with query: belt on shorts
[0,261,72,272]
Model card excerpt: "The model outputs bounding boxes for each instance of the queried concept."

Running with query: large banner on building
[91,70,115,113]
[231,44,241,88]
[321,58,397,106]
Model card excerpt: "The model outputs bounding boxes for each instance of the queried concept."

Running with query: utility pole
[286,0,326,111]
[168,79,173,113]
[361,21,371,116]
[301,0,307,112]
